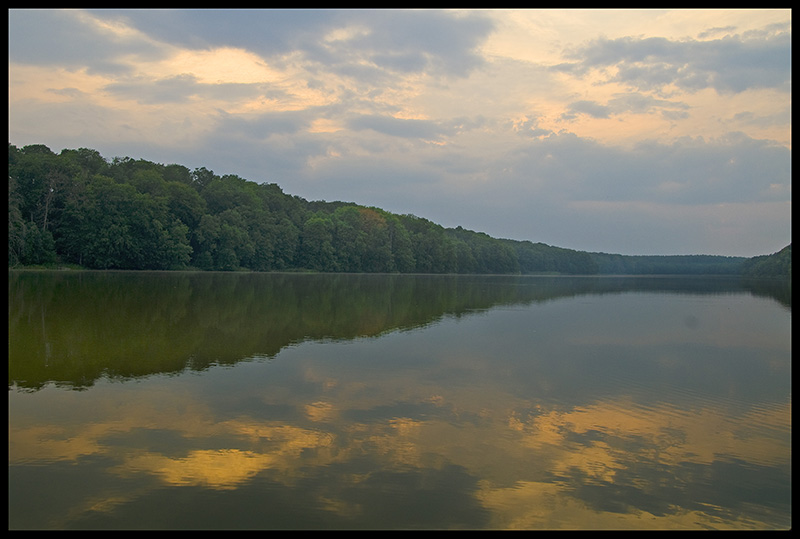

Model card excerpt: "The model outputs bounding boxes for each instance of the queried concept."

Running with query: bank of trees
[9,143,599,274]
[11,143,780,276]
[588,252,747,275]
[741,244,791,279]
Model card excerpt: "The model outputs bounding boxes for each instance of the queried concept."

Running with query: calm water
[8,271,791,530]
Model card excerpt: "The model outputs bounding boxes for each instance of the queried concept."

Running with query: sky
[8,9,792,257]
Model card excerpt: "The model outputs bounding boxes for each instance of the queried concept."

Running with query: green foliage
[8,143,785,275]
[165,181,207,230]
[15,221,57,266]
[589,252,747,275]
[741,244,791,279]
[509,240,598,274]
[8,174,24,266]
[193,210,254,271]
[299,214,337,271]
[57,175,191,269]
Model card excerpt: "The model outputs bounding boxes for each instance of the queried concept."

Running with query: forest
[7,143,789,277]
[740,244,792,279]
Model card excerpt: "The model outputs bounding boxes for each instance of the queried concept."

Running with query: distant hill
[588,252,747,275]
[7,143,787,277]
[741,244,791,279]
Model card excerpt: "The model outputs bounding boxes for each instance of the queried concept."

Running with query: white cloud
[557,26,791,95]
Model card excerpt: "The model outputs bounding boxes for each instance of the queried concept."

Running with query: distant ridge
[741,244,791,279]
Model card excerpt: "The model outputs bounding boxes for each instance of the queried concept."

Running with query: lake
[8,271,791,530]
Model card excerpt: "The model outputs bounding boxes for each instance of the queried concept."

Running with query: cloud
[607,93,689,115]
[561,100,612,120]
[89,8,337,57]
[561,93,690,121]
[730,109,791,129]
[697,26,738,39]
[214,109,317,139]
[9,9,165,75]
[555,25,791,94]
[104,73,202,104]
[512,117,555,139]
[103,74,269,105]
[88,9,495,81]
[505,132,790,206]
[346,114,451,140]
[346,10,495,78]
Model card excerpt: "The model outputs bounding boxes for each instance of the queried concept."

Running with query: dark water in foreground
[8,271,791,529]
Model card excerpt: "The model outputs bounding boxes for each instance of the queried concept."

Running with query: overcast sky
[8,9,791,257]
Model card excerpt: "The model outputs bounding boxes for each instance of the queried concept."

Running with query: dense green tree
[162,163,193,185]
[299,214,337,271]
[58,175,191,269]
[272,217,300,269]
[8,174,24,266]
[17,222,57,266]
[191,166,218,191]
[9,144,78,265]
[243,214,277,272]
[192,209,255,271]
[741,244,791,279]
[386,213,415,272]
[452,238,477,273]
[331,206,367,272]
[400,215,459,273]
[358,207,393,272]
[588,252,745,275]
[201,175,260,215]
[165,180,207,230]
[59,147,109,178]
[129,168,168,198]
[10,143,779,276]
[10,144,78,234]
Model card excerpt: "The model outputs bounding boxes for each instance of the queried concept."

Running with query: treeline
[8,144,597,274]
[589,252,747,275]
[741,244,791,279]
[8,144,787,277]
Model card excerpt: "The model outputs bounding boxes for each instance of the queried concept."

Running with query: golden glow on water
[119,449,274,490]
[9,375,790,528]
[8,273,791,529]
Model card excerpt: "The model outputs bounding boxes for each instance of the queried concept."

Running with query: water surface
[8,271,791,529]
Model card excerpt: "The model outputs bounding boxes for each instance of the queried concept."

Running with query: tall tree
[58,175,191,269]
[299,214,337,271]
